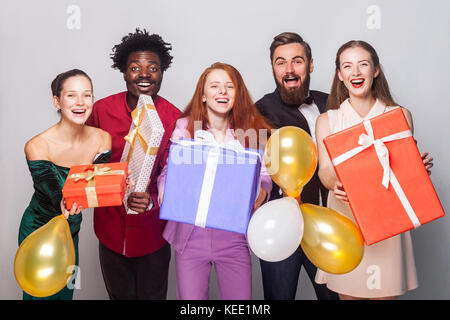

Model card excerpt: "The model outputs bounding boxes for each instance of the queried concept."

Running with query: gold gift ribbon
[68,164,126,207]
[124,103,160,162]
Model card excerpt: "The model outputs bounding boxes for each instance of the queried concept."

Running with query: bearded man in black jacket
[255,32,339,300]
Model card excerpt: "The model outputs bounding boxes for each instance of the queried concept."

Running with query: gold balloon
[264,126,317,198]
[300,203,364,274]
[14,215,75,297]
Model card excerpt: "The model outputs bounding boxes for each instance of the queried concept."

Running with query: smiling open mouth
[215,98,229,104]
[71,109,86,115]
[283,75,300,88]
[136,82,153,88]
[351,78,365,88]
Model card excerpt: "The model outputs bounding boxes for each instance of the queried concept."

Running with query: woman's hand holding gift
[60,198,83,219]
[333,180,348,203]
[421,152,433,175]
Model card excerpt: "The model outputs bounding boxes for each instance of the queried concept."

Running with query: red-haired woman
[157,62,272,299]
[315,40,433,300]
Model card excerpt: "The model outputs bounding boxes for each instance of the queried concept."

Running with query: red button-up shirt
[87,91,181,257]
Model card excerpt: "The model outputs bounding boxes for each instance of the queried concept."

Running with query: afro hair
[111,28,173,73]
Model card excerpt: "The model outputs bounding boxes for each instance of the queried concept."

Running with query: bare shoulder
[315,112,330,135]
[99,129,112,151]
[24,133,50,161]
[400,106,412,119]
[85,125,111,151]
[399,107,414,132]
[316,112,329,125]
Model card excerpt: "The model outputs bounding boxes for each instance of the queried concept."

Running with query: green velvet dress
[18,151,111,300]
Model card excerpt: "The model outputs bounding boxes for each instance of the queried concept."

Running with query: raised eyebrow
[128,60,160,66]
[292,56,305,61]
[274,56,305,63]
[274,57,286,63]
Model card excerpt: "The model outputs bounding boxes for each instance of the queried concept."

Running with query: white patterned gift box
[120,94,165,214]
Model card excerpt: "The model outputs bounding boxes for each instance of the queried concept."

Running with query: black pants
[98,242,171,300]
[259,245,339,300]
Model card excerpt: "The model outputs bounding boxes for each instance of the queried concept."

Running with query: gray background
[1,0,448,300]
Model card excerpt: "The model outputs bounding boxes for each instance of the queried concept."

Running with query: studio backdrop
[1,0,448,299]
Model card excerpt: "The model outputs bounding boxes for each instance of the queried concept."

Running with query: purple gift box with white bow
[159,131,261,234]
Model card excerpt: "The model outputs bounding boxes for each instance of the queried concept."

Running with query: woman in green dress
[19,69,112,300]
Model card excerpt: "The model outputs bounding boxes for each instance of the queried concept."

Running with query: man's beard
[275,72,310,106]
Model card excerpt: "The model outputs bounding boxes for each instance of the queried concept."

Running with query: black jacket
[256,89,329,205]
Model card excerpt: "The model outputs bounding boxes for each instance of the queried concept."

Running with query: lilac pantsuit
[174,226,251,299]
[158,117,272,300]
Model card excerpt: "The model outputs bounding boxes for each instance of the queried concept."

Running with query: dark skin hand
[127,192,152,213]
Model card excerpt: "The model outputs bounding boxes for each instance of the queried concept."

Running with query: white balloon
[247,197,304,262]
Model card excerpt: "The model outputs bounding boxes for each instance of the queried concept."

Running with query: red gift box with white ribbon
[323,108,444,245]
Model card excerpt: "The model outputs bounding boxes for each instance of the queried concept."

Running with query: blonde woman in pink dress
[314,40,433,300]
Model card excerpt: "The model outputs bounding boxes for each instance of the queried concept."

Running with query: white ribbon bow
[331,119,421,228]
[333,120,412,189]
[175,130,261,228]
[176,130,262,161]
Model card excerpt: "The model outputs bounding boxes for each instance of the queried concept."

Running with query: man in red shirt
[87,28,181,299]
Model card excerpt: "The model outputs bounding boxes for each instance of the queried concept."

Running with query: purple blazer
[157,117,272,254]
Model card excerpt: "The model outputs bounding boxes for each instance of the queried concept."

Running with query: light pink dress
[315,99,418,298]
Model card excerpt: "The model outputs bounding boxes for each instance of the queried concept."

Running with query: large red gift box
[323,108,444,245]
[62,162,128,209]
